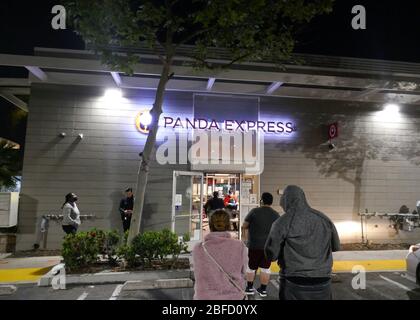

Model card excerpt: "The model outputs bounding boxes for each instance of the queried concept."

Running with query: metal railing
[358,211,420,243]
[34,214,96,249]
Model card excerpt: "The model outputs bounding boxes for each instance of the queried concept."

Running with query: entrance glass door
[171,171,204,242]
[239,174,260,239]
[203,173,241,239]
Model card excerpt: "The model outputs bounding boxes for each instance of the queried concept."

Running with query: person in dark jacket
[264,185,340,300]
[119,188,134,232]
[204,191,225,218]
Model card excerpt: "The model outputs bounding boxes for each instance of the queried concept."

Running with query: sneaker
[245,287,255,295]
[256,287,267,297]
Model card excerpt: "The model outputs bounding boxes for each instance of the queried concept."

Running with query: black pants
[62,225,78,235]
[279,277,332,300]
[122,216,131,232]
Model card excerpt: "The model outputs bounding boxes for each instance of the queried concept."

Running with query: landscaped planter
[0,234,16,253]
[38,264,193,287]
[46,228,194,287]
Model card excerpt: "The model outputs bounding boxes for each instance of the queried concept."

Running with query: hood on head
[280,185,309,213]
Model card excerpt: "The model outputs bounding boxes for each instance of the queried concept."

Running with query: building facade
[2,48,420,249]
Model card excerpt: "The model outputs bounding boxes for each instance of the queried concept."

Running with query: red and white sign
[328,123,338,139]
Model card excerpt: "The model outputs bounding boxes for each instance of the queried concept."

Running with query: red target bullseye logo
[328,123,338,139]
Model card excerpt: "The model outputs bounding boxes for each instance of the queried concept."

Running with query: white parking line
[379,275,412,291]
[76,291,89,300]
[109,284,124,300]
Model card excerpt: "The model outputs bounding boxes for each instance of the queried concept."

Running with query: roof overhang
[2,46,420,111]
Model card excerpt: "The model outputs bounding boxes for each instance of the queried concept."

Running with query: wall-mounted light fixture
[78,133,84,139]
[383,103,399,114]
[104,88,122,101]
[59,132,66,138]
[376,103,401,122]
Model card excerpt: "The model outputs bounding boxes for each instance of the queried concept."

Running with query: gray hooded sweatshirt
[264,185,340,278]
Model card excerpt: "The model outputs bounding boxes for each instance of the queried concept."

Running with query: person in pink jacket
[192,209,248,300]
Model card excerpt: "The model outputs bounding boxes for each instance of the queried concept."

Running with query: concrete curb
[38,255,195,287]
[0,285,17,296]
[38,265,193,287]
[123,278,193,291]
[333,250,408,261]
[0,253,12,259]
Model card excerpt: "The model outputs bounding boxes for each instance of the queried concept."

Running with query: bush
[116,244,137,268]
[101,229,121,265]
[125,229,188,268]
[62,230,102,270]
[62,228,121,270]
[62,228,188,270]
[181,233,190,253]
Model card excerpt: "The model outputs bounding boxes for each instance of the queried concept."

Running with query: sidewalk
[0,250,409,284]
[0,256,61,284]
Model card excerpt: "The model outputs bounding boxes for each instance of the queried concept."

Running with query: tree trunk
[127,62,171,244]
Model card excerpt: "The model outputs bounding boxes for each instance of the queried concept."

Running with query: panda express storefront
[4,47,420,250]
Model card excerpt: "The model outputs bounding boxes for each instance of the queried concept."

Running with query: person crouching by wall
[192,209,248,300]
[62,193,81,235]
[264,185,340,300]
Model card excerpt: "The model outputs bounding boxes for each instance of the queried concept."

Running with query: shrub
[116,244,138,268]
[181,233,190,253]
[101,229,121,265]
[62,228,188,270]
[129,229,188,267]
[62,230,102,270]
[62,228,121,270]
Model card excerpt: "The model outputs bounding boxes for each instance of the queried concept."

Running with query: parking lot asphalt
[0,272,419,300]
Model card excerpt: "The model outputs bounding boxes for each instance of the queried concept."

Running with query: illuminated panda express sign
[163,117,296,134]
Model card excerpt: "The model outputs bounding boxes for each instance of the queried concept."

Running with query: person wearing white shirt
[61,193,81,234]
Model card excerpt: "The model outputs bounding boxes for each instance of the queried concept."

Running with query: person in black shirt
[119,188,134,232]
[204,191,225,218]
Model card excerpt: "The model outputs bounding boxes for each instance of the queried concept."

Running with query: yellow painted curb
[267,260,406,273]
[0,267,53,283]
[332,260,406,272]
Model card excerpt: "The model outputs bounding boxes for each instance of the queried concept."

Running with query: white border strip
[109,284,124,300]
[379,275,412,291]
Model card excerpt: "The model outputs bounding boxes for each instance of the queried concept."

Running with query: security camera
[328,142,336,150]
